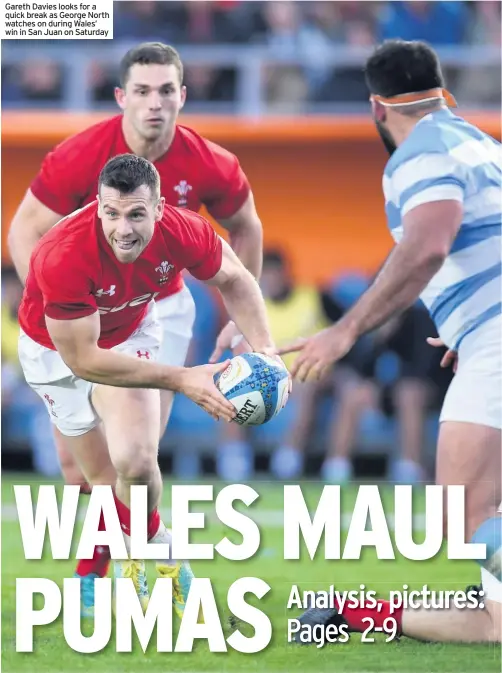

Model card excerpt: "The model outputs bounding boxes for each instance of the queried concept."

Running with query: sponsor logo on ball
[233,399,260,426]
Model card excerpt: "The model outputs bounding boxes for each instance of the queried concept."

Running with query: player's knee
[113,442,158,483]
[59,460,87,488]
[88,464,117,487]
[63,472,89,489]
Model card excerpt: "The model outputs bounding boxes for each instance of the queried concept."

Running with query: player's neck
[121,118,176,163]
[388,106,440,148]
[388,116,422,148]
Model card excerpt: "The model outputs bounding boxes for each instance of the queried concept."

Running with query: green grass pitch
[2,475,500,672]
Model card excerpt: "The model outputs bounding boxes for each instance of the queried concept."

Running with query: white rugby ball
[215,352,290,426]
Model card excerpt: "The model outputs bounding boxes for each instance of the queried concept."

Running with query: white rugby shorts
[155,283,196,368]
[440,315,502,430]
[19,285,197,437]
[19,302,162,437]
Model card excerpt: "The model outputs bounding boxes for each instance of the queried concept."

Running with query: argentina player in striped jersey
[383,97,501,357]
[282,40,501,644]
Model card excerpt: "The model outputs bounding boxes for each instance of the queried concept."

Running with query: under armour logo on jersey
[96,285,116,297]
[137,350,150,359]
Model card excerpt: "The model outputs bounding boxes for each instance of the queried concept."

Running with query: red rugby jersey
[19,201,223,350]
[29,115,249,299]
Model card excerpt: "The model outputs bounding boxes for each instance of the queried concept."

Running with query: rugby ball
[215,352,290,426]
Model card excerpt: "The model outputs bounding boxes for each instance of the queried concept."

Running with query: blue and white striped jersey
[383,108,501,349]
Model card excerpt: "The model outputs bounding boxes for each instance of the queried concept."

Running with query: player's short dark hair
[98,154,160,199]
[365,40,445,98]
[119,42,183,87]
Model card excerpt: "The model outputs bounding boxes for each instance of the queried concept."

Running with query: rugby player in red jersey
[8,41,261,486]
[8,42,262,616]
[18,154,279,618]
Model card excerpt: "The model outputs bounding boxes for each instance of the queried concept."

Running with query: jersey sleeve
[177,211,223,280]
[33,243,97,320]
[392,153,467,217]
[30,140,91,215]
[200,141,251,220]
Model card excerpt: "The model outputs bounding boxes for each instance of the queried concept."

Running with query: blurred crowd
[2,1,501,109]
[2,249,453,484]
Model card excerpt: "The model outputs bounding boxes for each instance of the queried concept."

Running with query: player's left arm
[203,143,263,279]
[203,144,264,358]
[341,198,463,339]
[217,191,263,280]
[180,210,274,355]
[206,238,275,355]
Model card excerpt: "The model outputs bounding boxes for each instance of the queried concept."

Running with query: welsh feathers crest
[155,260,175,284]
[174,180,192,207]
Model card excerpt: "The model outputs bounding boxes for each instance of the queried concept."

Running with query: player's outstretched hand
[209,320,251,363]
[426,336,458,373]
[278,322,356,382]
[179,360,237,422]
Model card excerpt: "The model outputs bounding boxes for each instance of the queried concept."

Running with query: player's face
[98,185,165,263]
[115,64,186,141]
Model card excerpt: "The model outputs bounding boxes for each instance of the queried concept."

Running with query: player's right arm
[8,130,97,283]
[8,190,64,283]
[45,312,235,421]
